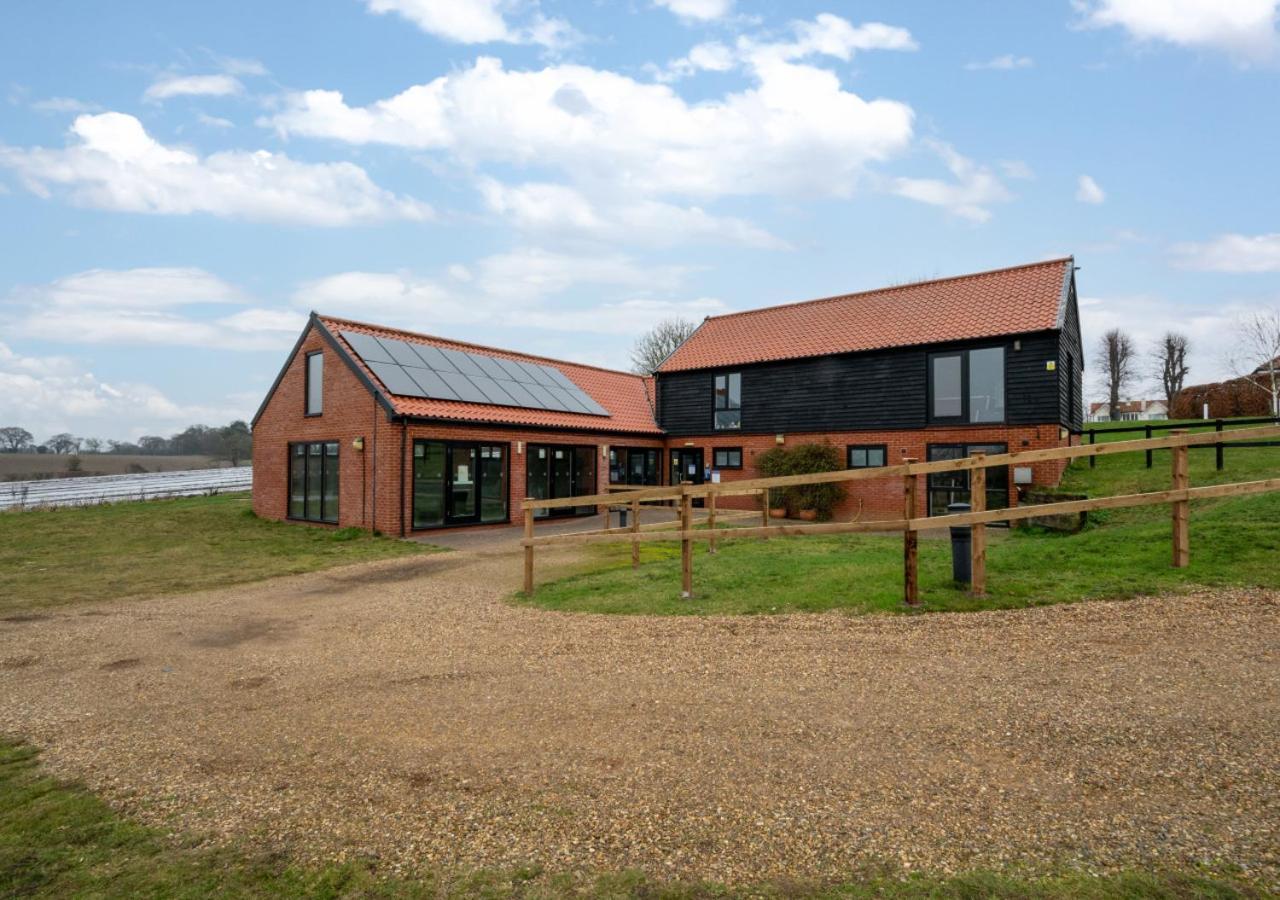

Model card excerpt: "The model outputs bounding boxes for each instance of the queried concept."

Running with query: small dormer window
[306,351,324,416]
[714,372,741,430]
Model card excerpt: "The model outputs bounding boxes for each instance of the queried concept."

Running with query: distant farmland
[0,454,229,481]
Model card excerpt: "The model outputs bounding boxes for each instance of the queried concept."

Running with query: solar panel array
[340,330,610,417]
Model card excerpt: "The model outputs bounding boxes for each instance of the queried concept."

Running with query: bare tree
[1231,310,1280,417]
[1152,332,1190,412]
[629,318,699,374]
[46,433,80,455]
[0,426,33,452]
[1097,328,1137,421]
[82,437,103,453]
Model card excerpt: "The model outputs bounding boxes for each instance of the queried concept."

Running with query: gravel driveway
[1,545,1277,886]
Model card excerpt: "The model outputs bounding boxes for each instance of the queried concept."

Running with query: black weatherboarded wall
[657,332,1069,436]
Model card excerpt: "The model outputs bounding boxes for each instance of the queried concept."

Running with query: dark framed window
[712,447,742,469]
[288,441,339,523]
[305,352,323,416]
[926,443,1008,517]
[847,444,887,469]
[714,372,741,430]
[413,440,508,529]
[609,447,660,485]
[928,346,1005,424]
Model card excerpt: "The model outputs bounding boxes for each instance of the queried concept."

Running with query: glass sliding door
[527,443,598,518]
[413,440,508,529]
[572,446,596,516]
[448,444,478,522]
[926,443,1009,517]
[478,445,507,524]
[413,441,446,528]
[527,445,551,520]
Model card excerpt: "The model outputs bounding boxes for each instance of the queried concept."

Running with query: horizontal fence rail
[1075,417,1280,469]
[0,466,252,511]
[518,426,1280,602]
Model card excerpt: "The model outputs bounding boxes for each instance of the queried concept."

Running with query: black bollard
[948,501,972,584]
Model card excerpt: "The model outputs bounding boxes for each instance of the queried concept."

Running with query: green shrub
[755,446,791,509]
[754,443,847,520]
[784,443,846,520]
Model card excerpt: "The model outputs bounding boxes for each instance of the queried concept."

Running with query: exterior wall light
[352,436,364,451]
[775,433,785,445]
[517,441,524,455]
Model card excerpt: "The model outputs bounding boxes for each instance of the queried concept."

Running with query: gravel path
[1,546,1277,886]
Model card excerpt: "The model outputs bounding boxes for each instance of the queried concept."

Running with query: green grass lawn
[522,428,1280,616]
[0,739,1260,899]
[0,493,432,615]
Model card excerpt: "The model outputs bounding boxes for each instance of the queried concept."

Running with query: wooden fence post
[680,486,693,598]
[707,490,718,554]
[760,488,769,539]
[630,498,640,569]
[1215,419,1224,471]
[903,458,919,606]
[1172,430,1190,568]
[523,506,535,594]
[1089,430,1096,468]
[1145,424,1153,468]
[970,453,987,595]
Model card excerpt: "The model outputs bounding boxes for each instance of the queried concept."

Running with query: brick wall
[252,327,385,530]
[252,327,664,534]
[253,326,1073,532]
[674,425,1074,519]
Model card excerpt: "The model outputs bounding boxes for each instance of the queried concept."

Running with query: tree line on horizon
[0,421,252,466]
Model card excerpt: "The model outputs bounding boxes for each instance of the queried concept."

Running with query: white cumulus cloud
[3,267,304,351]
[891,141,1012,223]
[1076,0,1279,62]
[144,73,244,102]
[363,0,578,49]
[1076,174,1106,204]
[654,0,734,22]
[1171,233,1280,272]
[265,46,915,202]
[0,112,431,226]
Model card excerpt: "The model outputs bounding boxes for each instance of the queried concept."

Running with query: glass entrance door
[413,440,508,529]
[447,444,478,522]
[669,448,704,507]
[527,444,597,518]
[926,443,1009,516]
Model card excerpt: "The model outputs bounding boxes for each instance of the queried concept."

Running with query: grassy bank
[0,740,1260,899]
[521,433,1280,616]
[0,493,431,614]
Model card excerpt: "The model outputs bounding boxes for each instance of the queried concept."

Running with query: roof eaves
[1054,257,1075,331]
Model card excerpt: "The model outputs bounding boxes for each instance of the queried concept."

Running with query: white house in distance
[1088,400,1169,423]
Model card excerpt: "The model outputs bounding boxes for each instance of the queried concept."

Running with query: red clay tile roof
[659,257,1074,373]
[317,315,661,434]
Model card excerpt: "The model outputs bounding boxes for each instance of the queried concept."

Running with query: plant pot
[769,507,788,519]
[797,509,818,521]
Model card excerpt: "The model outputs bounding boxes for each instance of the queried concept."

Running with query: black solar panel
[343,331,395,364]
[340,329,609,417]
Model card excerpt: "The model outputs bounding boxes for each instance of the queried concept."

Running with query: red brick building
[252,257,1083,533]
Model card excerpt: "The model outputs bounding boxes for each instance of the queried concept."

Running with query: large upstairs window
[714,372,741,430]
[928,347,1005,424]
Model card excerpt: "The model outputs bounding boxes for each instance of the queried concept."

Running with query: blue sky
[1,0,1278,441]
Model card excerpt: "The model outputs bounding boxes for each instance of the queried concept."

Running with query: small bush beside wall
[753,443,847,521]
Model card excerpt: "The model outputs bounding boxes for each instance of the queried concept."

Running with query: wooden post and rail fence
[521,425,1280,604]
[1078,416,1280,470]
